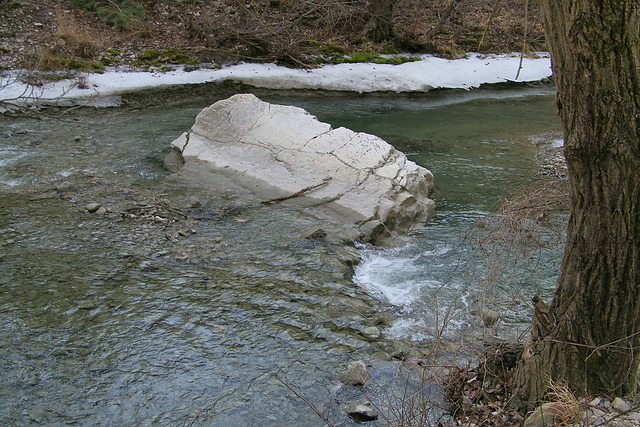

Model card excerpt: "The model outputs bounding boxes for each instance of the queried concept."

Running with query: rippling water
[275,87,564,341]
[0,85,563,425]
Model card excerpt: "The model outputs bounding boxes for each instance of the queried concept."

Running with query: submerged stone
[337,360,371,386]
[470,308,500,327]
[168,94,436,243]
[85,202,101,213]
[345,399,378,423]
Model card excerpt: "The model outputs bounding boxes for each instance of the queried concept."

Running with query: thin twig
[273,375,334,427]
[479,0,501,48]
[515,0,529,80]
[261,178,332,204]
[424,0,457,42]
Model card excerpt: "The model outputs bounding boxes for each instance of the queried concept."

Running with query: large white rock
[168,94,436,243]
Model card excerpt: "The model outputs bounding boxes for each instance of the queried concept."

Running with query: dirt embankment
[1,0,544,72]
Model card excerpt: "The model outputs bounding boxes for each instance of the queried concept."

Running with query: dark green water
[0,85,563,425]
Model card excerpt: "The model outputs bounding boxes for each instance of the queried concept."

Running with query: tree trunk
[513,0,640,403]
[365,0,395,42]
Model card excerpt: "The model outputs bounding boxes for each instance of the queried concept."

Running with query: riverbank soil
[1,0,544,70]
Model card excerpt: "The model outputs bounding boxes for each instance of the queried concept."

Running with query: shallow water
[271,87,564,341]
[0,85,563,425]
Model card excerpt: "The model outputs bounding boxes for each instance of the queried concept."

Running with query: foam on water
[354,245,453,307]
[0,146,26,187]
[354,205,562,341]
[354,234,476,341]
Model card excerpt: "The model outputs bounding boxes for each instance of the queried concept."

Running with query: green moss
[344,52,380,63]
[107,48,121,56]
[65,57,105,73]
[379,56,402,65]
[443,50,468,60]
[21,72,74,85]
[380,45,399,55]
[137,49,193,66]
[320,45,348,55]
[90,61,106,73]
[375,55,421,65]
[301,40,321,48]
[164,50,191,64]
[338,52,422,65]
[456,37,479,47]
[138,48,161,61]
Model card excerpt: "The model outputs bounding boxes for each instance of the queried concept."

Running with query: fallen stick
[260,177,332,205]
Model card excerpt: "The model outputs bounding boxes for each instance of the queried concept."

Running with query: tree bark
[514,0,640,403]
[365,0,395,42]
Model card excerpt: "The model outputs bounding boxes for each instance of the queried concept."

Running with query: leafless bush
[460,178,568,321]
[479,178,568,253]
[184,0,369,64]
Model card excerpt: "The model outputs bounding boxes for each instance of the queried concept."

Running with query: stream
[0,84,563,425]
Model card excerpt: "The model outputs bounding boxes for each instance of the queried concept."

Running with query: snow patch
[0,53,552,109]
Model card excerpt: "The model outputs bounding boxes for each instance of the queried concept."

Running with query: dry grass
[55,6,103,59]
[23,6,105,72]
[545,376,584,425]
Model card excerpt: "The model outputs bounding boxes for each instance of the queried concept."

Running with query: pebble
[55,181,76,192]
[588,408,606,419]
[184,196,202,208]
[613,397,631,412]
[524,402,565,427]
[85,202,100,213]
[337,360,371,386]
[78,300,98,309]
[362,326,381,339]
[138,261,153,269]
[629,412,640,421]
[470,308,500,327]
[345,399,378,422]
[583,396,640,426]
[588,397,602,407]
